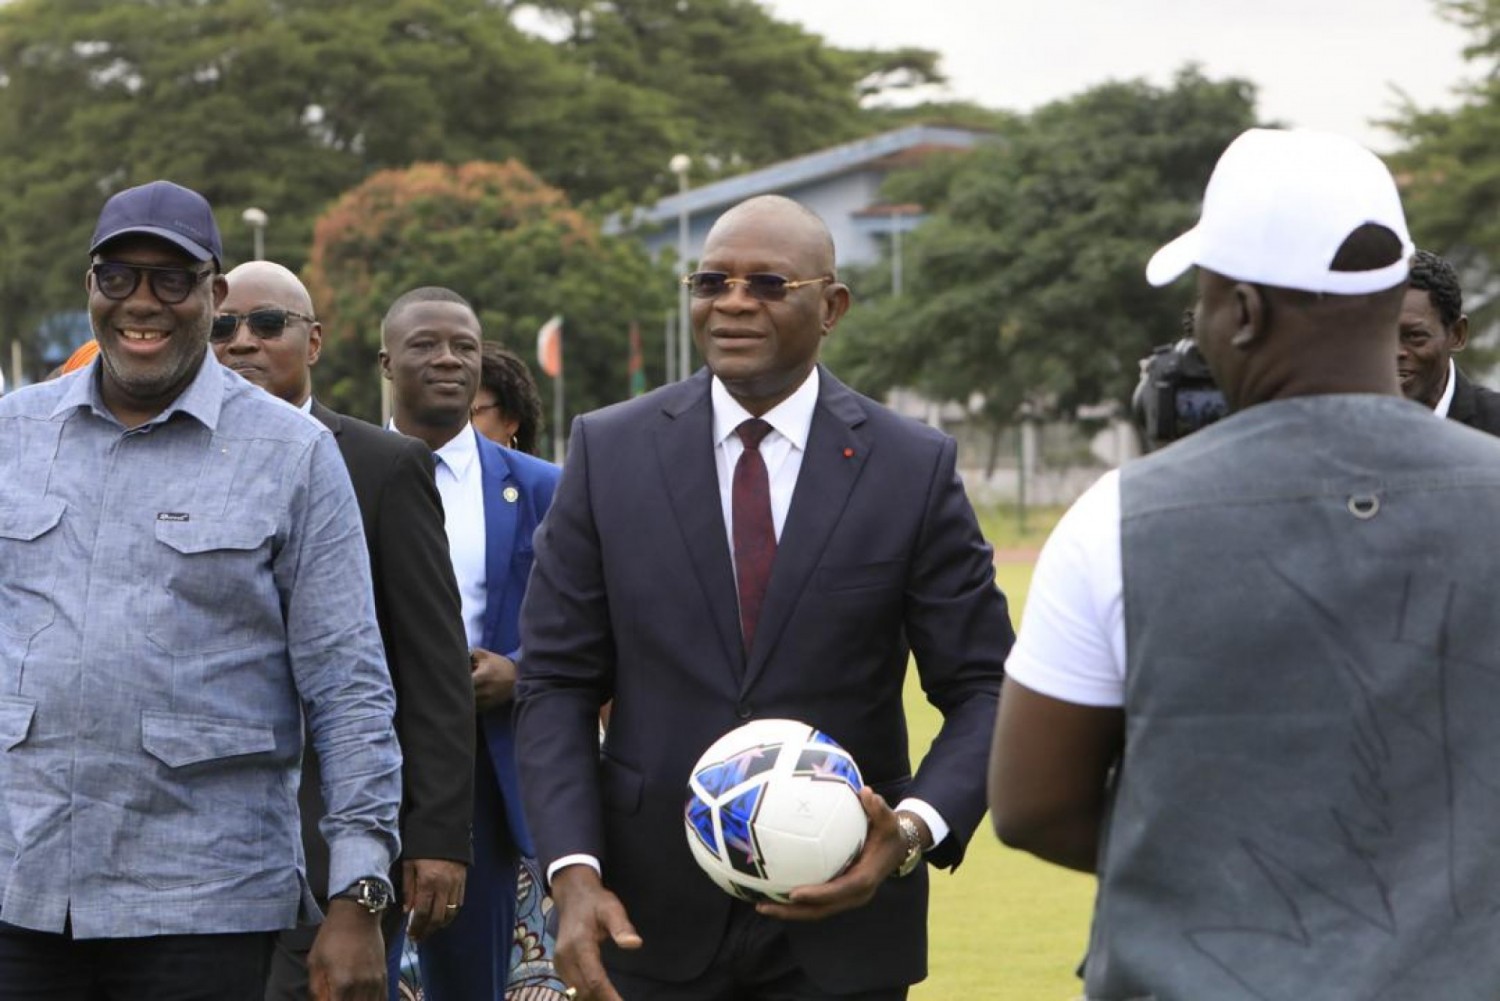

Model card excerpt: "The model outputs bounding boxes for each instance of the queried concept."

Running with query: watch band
[334,877,391,915]
[894,813,924,878]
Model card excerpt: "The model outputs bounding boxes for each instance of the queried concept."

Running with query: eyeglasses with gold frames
[681,272,834,302]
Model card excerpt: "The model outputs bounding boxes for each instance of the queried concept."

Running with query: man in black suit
[1400,248,1500,434]
[213,262,475,1001]
[515,195,1014,1001]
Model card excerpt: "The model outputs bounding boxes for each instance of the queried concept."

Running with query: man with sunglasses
[0,180,402,1001]
[211,262,476,1001]
[515,195,1013,1001]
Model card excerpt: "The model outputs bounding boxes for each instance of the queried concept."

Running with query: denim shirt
[0,354,401,938]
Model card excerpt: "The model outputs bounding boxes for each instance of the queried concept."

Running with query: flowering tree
[306,160,673,429]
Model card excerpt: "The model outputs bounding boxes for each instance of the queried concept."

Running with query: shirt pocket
[0,697,36,856]
[146,518,278,655]
[0,498,66,642]
[134,709,285,888]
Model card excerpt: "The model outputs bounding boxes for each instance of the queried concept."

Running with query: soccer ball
[684,718,868,903]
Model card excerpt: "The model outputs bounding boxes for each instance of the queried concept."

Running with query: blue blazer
[473,431,559,859]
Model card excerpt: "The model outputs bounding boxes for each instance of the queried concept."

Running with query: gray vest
[1088,394,1500,1001]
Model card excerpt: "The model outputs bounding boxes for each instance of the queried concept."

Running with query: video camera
[1130,337,1227,451]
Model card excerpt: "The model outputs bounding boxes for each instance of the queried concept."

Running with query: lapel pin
[503,486,519,503]
[842,447,855,459]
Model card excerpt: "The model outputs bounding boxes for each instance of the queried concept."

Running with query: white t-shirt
[1005,469,1127,707]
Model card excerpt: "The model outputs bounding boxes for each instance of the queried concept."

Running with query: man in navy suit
[381,287,560,1001]
[515,196,1014,1000]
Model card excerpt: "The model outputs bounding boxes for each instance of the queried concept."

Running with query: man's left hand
[471,648,516,711]
[308,898,387,1001]
[755,788,928,923]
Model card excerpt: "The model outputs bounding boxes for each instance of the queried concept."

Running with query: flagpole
[537,314,565,463]
[553,370,564,464]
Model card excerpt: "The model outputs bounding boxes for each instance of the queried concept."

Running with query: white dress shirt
[392,420,488,648]
[1433,358,1457,418]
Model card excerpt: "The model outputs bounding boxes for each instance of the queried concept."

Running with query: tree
[305,160,675,430]
[513,0,945,188]
[0,0,944,376]
[825,68,1258,431]
[1389,1,1500,352]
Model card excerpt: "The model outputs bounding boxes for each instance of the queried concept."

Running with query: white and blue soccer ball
[684,718,868,903]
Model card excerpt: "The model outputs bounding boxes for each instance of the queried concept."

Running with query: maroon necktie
[733,419,776,651]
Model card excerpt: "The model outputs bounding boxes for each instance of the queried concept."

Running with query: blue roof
[611,124,991,233]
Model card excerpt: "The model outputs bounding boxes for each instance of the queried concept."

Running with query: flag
[537,314,563,379]
[628,321,646,397]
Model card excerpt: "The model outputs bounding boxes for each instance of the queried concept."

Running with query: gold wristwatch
[894,813,924,878]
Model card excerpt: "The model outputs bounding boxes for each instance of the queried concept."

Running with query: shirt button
[736,704,753,720]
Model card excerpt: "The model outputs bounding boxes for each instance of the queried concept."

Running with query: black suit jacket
[1448,367,1500,437]
[514,368,1013,993]
[303,401,474,898]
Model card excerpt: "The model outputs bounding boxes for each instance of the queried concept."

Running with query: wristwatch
[894,813,925,878]
[333,877,392,915]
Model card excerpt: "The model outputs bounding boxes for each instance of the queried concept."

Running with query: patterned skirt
[395,855,567,1001]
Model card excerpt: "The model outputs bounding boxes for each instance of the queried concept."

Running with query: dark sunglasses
[681,271,834,302]
[210,308,316,343]
[91,262,213,305]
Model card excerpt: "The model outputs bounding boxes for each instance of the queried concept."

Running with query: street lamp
[670,154,692,382]
[242,207,268,261]
[889,206,906,297]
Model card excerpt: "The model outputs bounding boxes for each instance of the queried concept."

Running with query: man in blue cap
[0,179,402,1001]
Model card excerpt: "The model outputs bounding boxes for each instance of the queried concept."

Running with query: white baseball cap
[1146,128,1413,295]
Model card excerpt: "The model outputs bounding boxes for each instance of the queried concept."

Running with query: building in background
[612,124,991,267]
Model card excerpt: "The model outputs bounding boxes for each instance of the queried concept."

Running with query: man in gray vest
[988,127,1500,999]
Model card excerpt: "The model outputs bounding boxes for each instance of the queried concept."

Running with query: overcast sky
[761,0,1477,152]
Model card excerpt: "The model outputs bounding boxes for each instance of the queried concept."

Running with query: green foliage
[305,160,674,426]
[1389,1,1500,364]
[0,0,941,372]
[528,0,942,185]
[826,68,1257,426]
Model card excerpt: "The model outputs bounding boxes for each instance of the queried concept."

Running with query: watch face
[349,878,391,913]
[365,881,392,910]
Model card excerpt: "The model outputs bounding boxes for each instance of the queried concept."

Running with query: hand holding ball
[684,719,869,903]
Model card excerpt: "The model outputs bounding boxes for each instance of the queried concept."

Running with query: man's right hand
[550,865,643,1001]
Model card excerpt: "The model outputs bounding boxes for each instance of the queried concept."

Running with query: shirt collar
[1433,357,1458,419]
[391,419,480,478]
[711,367,819,450]
[52,348,225,430]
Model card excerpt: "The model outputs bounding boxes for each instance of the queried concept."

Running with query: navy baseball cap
[89,180,223,267]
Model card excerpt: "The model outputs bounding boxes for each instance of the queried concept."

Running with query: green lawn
[906,523,1095,1000]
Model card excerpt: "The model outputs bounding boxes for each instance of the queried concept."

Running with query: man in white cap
[989,129,1500,998]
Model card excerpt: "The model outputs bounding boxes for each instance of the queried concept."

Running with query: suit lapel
[656,373,744,673]
[1449,368,1478,426]
[309,398,343,437]
[477,433,518,651]
[741,370,871,693]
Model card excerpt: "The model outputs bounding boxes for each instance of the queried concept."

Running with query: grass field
[906,506,1095,1001]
